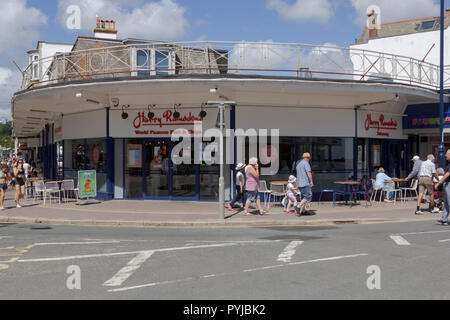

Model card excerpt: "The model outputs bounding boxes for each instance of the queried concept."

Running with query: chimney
[93,17,118,40]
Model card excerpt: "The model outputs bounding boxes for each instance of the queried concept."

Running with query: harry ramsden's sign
[364,114,398,137]
[132,110,204,135]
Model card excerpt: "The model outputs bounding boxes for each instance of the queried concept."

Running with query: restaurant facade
[12,25,447,201]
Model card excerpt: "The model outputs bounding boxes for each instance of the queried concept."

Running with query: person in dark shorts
[0,165,8,210]
[13,159,26,208]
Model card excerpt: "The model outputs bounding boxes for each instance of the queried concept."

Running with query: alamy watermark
[66,265,81,290]
[366,265,381,290]
[170,122,280,176]
[66,5,81,30]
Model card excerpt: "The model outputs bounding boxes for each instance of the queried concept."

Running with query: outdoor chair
[350,182,371,208]
[377,181,402,204]
[258,181,272,208]
[370,179,384,202]
[25,181,34,200]
[269,184,285,204]
[318,181,345,207]
[33,181,45,203]
[43,181,61,205]
[61,180,79,202]
[401,179,418,202]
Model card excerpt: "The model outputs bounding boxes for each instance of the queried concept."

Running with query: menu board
[127,144,142,168]
[78,170,97,199]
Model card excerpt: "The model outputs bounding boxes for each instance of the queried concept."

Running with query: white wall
[38,43,73,81]
[351,29,450,66]
[62,109,106,140]
[236,106,355,137]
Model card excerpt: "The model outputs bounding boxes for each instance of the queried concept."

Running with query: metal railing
[20,41,448,91]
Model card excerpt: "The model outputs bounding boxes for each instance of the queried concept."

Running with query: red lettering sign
[133,111,204,129]
[364,114,398,137]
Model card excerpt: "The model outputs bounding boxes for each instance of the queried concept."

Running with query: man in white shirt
[23,160,30,179]
[416,154,439,215]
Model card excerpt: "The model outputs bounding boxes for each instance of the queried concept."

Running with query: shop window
[173,139,196,199]
[200,140,219,200]
[72,140,86,171]
[257,137,354,192]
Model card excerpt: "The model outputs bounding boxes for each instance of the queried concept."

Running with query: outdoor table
[334,181,360,207]
[269,181,289,186]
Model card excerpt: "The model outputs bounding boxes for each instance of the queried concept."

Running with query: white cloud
[0,67,21,120]
[0,0,47,55]
[0,0,47,120]
[351,0,440,26]
[58,0,189,41]
[267,0,334,24]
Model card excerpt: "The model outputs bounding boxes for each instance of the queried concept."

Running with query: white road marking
[0,264,8,271]
[398,230,450,236]
[277,241,303,263]
[438,239,450,243]
[390,235,411,246]
[33,241,121,246]
[103,251,154,287]
[108,253,368,293]
[18,243,238,263]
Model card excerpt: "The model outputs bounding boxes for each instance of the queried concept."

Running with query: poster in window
[127,144,142,168]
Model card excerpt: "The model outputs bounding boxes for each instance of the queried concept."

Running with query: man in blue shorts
[296,153,314,215]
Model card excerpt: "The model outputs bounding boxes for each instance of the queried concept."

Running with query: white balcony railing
[20,41,449,91]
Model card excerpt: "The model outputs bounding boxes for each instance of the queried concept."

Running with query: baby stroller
[433,181,444,211]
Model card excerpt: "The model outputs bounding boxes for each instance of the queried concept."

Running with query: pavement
[0,190,441,228]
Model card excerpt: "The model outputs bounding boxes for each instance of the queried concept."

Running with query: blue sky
[0,0,443,119]
[24,0,366,47]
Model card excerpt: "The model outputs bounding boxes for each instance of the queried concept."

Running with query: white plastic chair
[61,180,79,202]
[401,179,418,202]
[33,181,45,203]
[270,184,285,203]
[258,181,272,208]
[44,182,60,205]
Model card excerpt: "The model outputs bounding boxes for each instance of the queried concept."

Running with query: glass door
[143,139,170,199]
[172,139,197,200]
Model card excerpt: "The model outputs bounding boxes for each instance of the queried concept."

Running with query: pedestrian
[416,154,440,215]
[23,159,30,179]
[285,175,299,214]
[0,166,8,210]
[227,163,246,211]
[407,156,422,181]
[244,158,266,216]
[295,153,314,215]
[435,150,450,225]
[375,168,394,203]
[13,159,26,208]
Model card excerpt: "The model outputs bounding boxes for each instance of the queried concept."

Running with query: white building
[11,19,446,201]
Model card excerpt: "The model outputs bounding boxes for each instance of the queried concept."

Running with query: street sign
[78,170,97,199]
